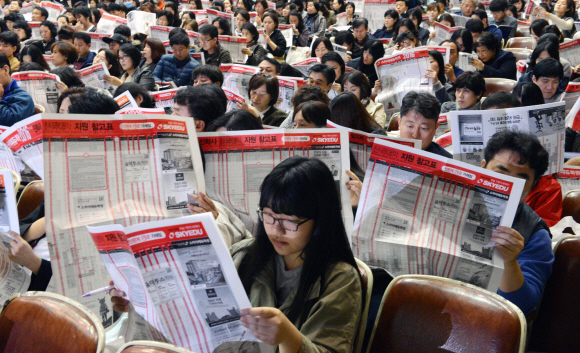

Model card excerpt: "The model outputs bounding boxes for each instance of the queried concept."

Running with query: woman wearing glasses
[111,157,363,353]
[103,44,156,91]
[470,32,517,80]
[237,74,288,126]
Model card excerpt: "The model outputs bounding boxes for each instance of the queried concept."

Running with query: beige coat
[214,202,252,248]
[364,99,387,129]
[231,239,363,353]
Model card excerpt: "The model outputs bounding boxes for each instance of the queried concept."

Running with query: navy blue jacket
[153,54,201,87]
[0,80,35,126]
[481,50,517,80]
[373,28,395,39]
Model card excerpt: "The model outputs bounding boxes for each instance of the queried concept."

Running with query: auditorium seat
[366,275,526,353]
[503,48,532,62]
[483,78,518,97]
[0,292,105,353]
[117,341,195,353]
[17,180,44,220]
[527,236,580,353]
[515,28,530,37]
[387,116,399,132]
[354,259,373,353]
[505,37,535,49]
[562,190,580,223]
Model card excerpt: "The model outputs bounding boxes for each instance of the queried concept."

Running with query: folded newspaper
[352,138,525,293]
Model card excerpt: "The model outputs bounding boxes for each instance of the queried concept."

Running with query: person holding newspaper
[0,52,35,125]
[154,33,200,86]
[198,24,233,67]
[531,0,576,38]
[241,22,267,66]
[111,157,363,353]
[470,32,517,80]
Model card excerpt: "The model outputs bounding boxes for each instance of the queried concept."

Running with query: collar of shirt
[256,106,270,118]
[2,79,18,100]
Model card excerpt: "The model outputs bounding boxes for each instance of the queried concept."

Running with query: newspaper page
[327,121,421,171]
[40,1,65,21]
[555,165,580,195]
[435,114,449,140]
[21,0,35,21]
[206,9,235,34]
[363,0,395,32]
[151,88,181,111]
[150,26,176,42]
[77,62,115,95]
[559,39,580,67]
[218,35,247,63]
[87,214,264,353]
[198,129,353,236]
[0,115,44,179]
[12,71,60,113]
[0,171,25,305]
[450,14,471,27]
[335,12,347,27]
[116,107,167,114]
[127,10,157,35]
[278,25,295,50]
[187,31,201,48]
[191,52,205,65]
[375,48,433,120]
[114,91,139,110]
[88,33,113,53]
[0,142,19,176]
[220,64,260,102]
[43,54,56,70]
[191,10,208,24]
[29,22,43,40]
[560,81,580,116]
[448,102,566,174]
[276,76,306,113]
[290,58,320,77]
[97,12,128,34]
[432,22,461,46]
[42,113,205,328]
[222,88,246,112]
[457,52,478,72]
[352,138,526,293]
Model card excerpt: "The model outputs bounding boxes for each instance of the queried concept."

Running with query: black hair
[0,52,9,74]
[408,7,423,27]
[330,91,381,132]
[206,110,264,131]
[306,0,320,12]
[68,92,120,114]
[291,86,330,108]
[199,23,219,39]
[512,82,545,107]
[451,28,473,53]
[394,31,417,47]
[472,8,488,21]
[334,30,355,47]
[481,91,521,109]
[113,25,132,39]
[483,130,548,182]
[51,67,85,88]
[168,27,187,40]
[439,39,460,54]
[536,32,560,47]
[287,10,305,33]
[0,32,19,55]
[34,6,49,20]
[174,85,226,127]
[73,6,92,20]
[438,13,455,27]
[351,17,368,30]
[345,1,355,12]
[293,101,331,127]
[235,8,250,21]
[429,50,446,84]
[192,64,224,85]
[98,48,122,77]
[91,8,102,24]
[212,17,232,35]
[157,10,174,25]
[73,31,91,45]
[309,63,336,85]
[489,0,508,12]
[4,13,18,23]
[528,41,559,72]
[183,11,197,21]
[58,26,75,42]
[260,57,281,74]
[382,9,399,30]
[241,22,259,44]
[169,32,190,47]
[400,91,440,122]
[311,37,333,57]
[113,83,155,108]
[506,4,518,15]
[530,19,549,37]
[465,18,484,34]
[321,52,345,78]
[12,20,31,40]
[341,70,372,99]
[235,156,359,325]
[0,20,8,33]
[454,71,486,97]
[263,12,279,28]
[118,43,142,69]
[57,15,69,24]
[393,18,419,41]
[280,63,305,77]
[335,0,345,13]
[18,62,46,72]
[541,25,564,43]
[359,39,384,68]
[56,87,87,113]
[40,20,57,39]
[188,0,203,9]
[212,0,225,11]
[19,45,50,71]
[474,31,500,53]
[532,57,564,80]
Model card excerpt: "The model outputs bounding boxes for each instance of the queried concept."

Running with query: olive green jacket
[231,239,363,353]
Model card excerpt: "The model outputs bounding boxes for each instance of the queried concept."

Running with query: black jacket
[481,50,517,80]
[265,29,287,57]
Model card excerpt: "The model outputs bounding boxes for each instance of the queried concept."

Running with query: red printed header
[3,120,43,151]
[13,72,59,81]
[560,39,580,50]
[375,49,429,67]
[41,118,188,138]
[128,222,208,253]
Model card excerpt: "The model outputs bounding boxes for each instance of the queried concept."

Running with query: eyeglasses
[257,208,310,232]
[118,55,130,62]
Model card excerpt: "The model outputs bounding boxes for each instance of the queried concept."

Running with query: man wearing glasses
[199,24,232,67]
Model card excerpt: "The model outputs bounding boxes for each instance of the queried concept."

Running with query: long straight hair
[235,157,359,324]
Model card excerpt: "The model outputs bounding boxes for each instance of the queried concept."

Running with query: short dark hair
[334,30,355,46]
[192,65,224,86]
[541,25,564,43]
[69,92,120,114]
[309,63,336,85]
[206,110,264,131]
[472,9,488,21]
[0,52,9,73]
[157,10,174,24]
[440,39,460,54]
[0,32,20,55]
[51,67,84,88]
[536,32,560,47]
[341,71,371,99]
[4,13,18,23]
[263,12,279,28]
[489,0,508,12]
[528,41,559,71]
[57,87,86,113]
[248,74,279,107]
[118,44,142,68]
[465,18,484,34]
[293,101,331,127]
[199,24,219,39]
[113,83,155,108]
[474,31,500,53]
[400,91,440,122]
[58,26,75,42]
[260,57,281,74]
[241,22,259,43]
[483,130,548,182]
[438,13,455,27]
[168,27,187,40]
[352,17,368,30]
[481,91,521,109]
[532,58,564,80]
[13,20,32,40]
[114,25,132,39]
[91,8,102,23]
[321,52,345,77]
[34,7,49,20]
[73,6,91,20]
[530,19,549,37]
[512,82,545,107]
[73,31,91,45]
[169,32,190,47]
[280,63,304,77]
[454,71,486,97]
[174,85,226,127]
[40,20,57,39]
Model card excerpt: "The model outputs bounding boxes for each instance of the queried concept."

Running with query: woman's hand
[332,82,342,93]
[429,31,435,39]
[531,6,541,16]
[7,231,42,274]
[345,170,362,207]
[293,28,299,35]
[574,64,580,75]
[109,280,130,312]
[235,101,260,117]
[425,68,439,83]
[103,74,123,87]
[187,191,220,220]
[372,80,382,96]
[55,81,68,93]
[241,47,252,56]
[240,307,302,351]
[471,57,484,70]
[304,50,311,57]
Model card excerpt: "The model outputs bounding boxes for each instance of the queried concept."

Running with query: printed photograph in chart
[457,113,484,163]
[160,140,194,172]
[176,244,227,289]
[163,172,197,210]
[460,190,503,261]
[195,286,241,327]
[528,104,566,136]
[453,257,493,289]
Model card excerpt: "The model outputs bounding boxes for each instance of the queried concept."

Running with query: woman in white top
[531,0,576,38]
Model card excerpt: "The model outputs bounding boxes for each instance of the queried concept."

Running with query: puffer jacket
[153,54,201,87]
